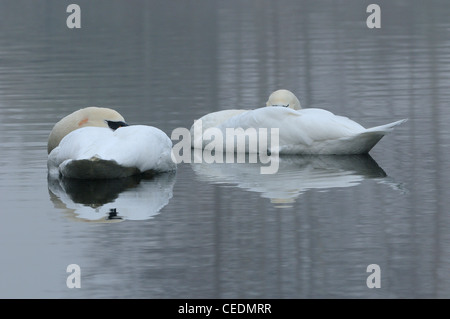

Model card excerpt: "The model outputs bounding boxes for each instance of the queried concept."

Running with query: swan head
[48,107,127,154]
[266,89,301,110]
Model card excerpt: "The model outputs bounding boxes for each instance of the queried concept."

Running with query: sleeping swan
[190,89,407,155]
[47,107,176,179]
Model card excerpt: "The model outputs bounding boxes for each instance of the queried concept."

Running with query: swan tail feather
[365,119,408,133]
[341,119,407,154]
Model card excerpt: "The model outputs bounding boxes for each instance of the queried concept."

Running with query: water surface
[1,0,450,298]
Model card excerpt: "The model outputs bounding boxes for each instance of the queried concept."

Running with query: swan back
[266,89,301,110]
[47,107,125,154]
[48,125,176,178]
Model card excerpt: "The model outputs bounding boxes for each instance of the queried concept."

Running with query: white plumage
[47,108,176,179]
[191,89,407,155]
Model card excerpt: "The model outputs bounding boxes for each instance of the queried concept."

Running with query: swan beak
[270,104,290,108]
[105,120,129,131]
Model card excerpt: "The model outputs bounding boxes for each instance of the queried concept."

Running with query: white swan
[191,89,407,155]
[47,107,176,179]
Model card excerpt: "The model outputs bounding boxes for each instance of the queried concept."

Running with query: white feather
[191,106,407,155]
[48,125,176,179]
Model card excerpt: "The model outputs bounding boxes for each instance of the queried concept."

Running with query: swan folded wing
[196,109,248,130]
[292,109,366,140]
[217,107,314,146]
[48,127,113,167]
[217,107,366,147]
[110,125,175,173]
[190,109,248,147]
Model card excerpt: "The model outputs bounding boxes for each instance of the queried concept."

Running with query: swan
[47,107,176,179]
[190,89,407,155]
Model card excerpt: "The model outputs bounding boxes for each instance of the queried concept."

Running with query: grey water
[0,0,449,298]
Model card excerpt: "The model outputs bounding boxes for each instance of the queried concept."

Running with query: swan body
[47,107,175,179]
[191,90,407,155]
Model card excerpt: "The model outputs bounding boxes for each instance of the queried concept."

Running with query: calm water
[1,0,450,298]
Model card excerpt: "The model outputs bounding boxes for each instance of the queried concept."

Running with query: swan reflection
[191,154,393,207]
[48,172,176,222]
